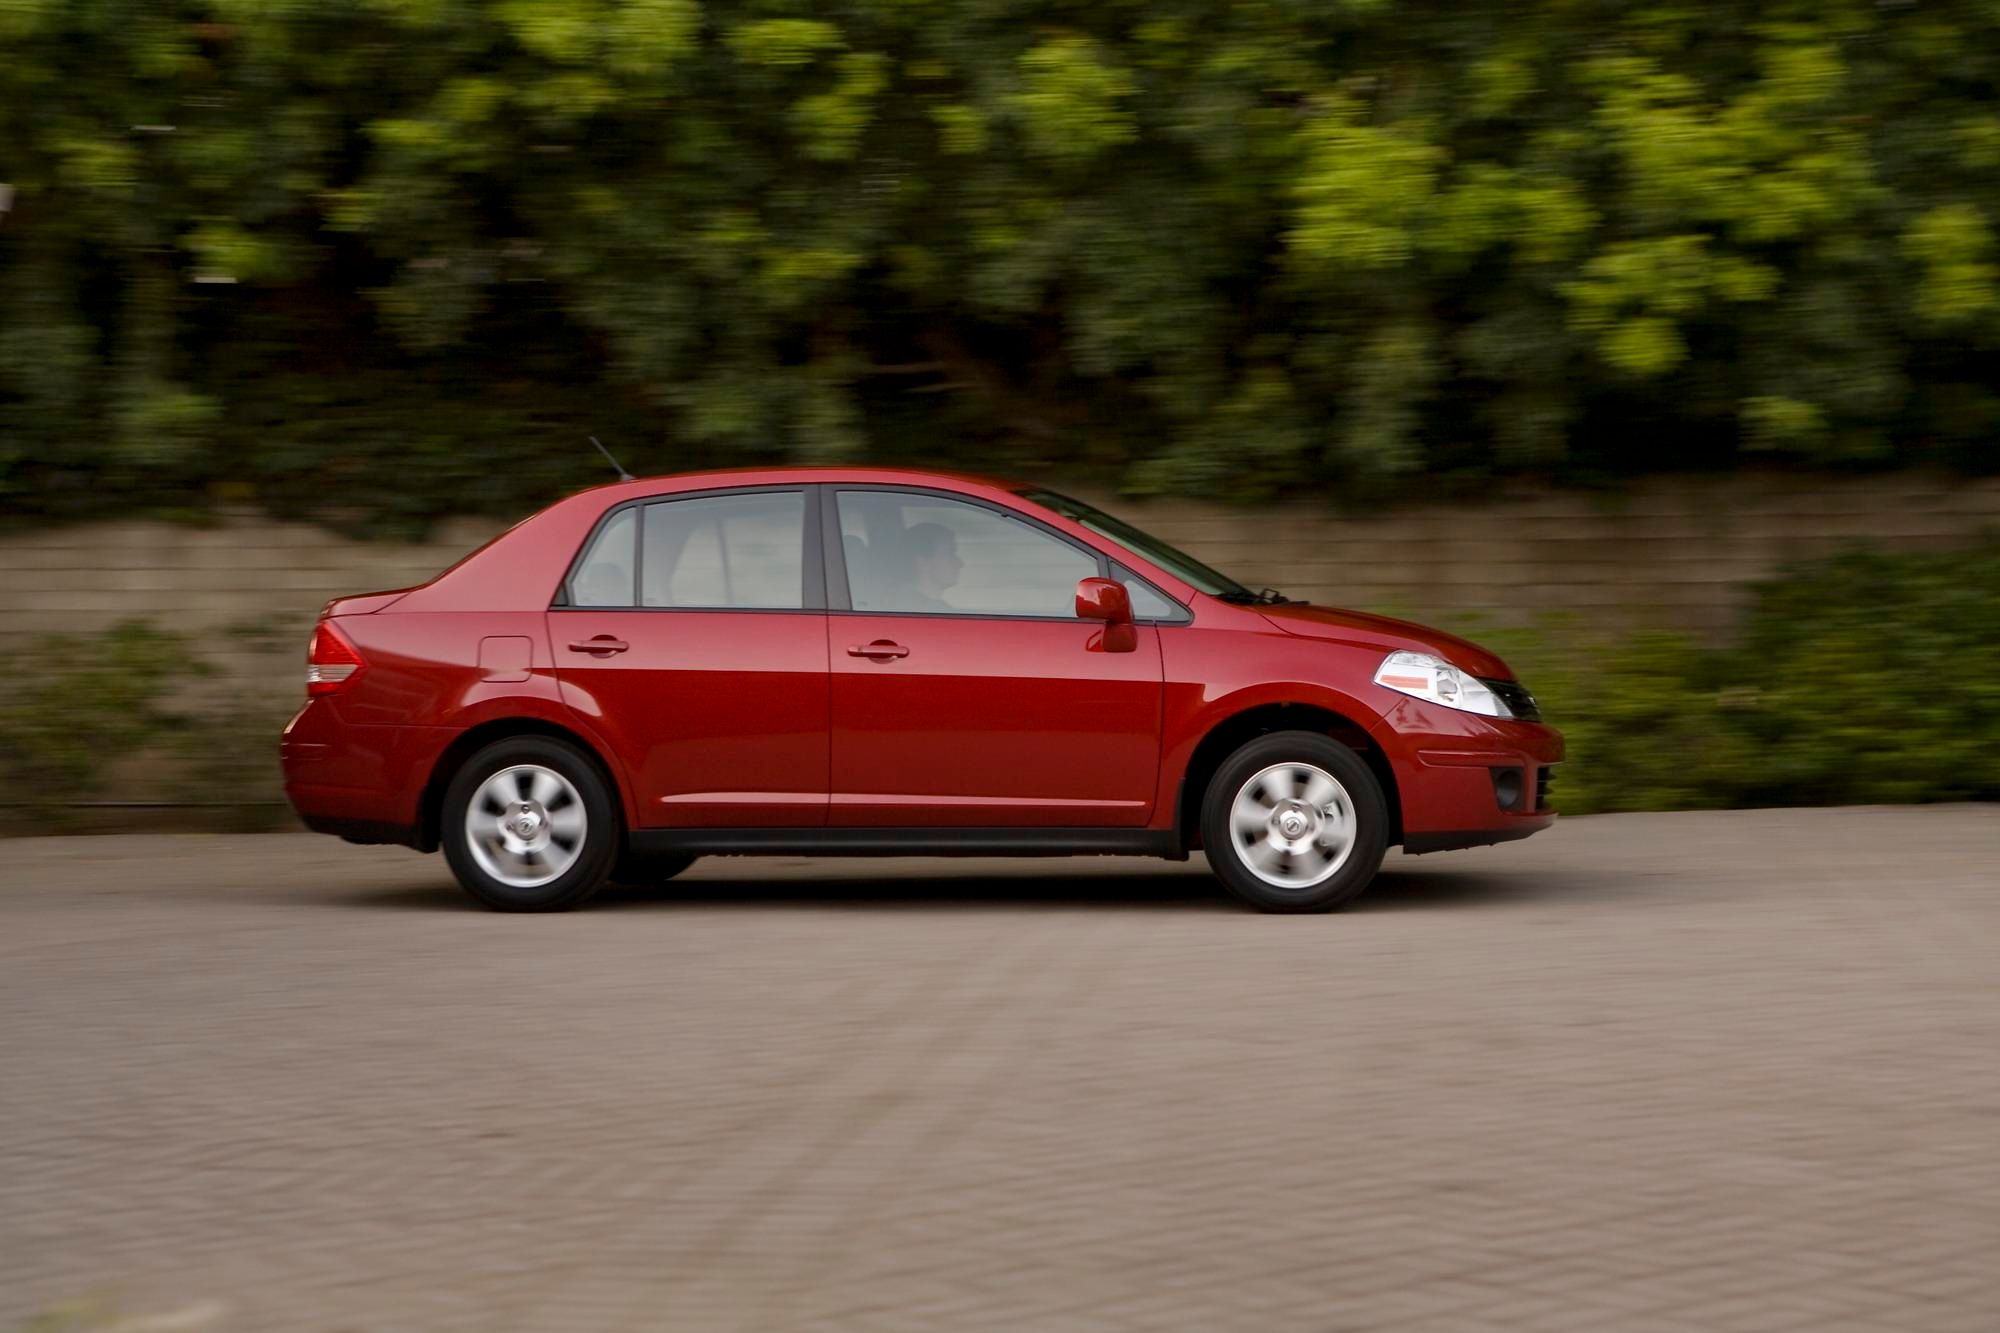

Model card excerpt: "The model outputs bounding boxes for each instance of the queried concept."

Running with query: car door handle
[847,640,909,660]
[567,637,629,656]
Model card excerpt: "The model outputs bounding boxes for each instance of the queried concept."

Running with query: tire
[609,852,698,888]
[1199,730,1389,913]
[441,736,619,911]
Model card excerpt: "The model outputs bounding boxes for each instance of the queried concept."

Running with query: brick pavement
[3,807,1996,1331]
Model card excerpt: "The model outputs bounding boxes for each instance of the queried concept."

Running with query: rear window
[641,492,805,609]
[565,491,807,610]
[569,508,637,607]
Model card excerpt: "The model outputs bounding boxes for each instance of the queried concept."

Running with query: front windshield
[1016,488,1258,599]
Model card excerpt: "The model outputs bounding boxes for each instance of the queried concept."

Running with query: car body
[282,467,1562,911]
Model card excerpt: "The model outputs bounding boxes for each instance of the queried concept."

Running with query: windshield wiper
[1216,587,1296,606]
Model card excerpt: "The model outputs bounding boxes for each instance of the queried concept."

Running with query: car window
[837,491,1098,618]
[569,507,637,607]
[641,491,805,609]
[1112,562,1186,621]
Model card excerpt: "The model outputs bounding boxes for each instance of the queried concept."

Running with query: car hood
[1256,603,1513,679]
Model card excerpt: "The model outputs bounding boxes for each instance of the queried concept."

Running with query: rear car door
[550,487,829,828]
[825,487,1164,827]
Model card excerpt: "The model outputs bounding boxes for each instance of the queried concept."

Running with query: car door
[550,487,829,828]
[825,487,1164,827]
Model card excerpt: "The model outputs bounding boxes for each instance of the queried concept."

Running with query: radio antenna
[589,435,635,482]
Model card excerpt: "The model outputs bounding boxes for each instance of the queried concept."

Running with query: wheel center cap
[1277,809,1310,838]
[510,805,543,839]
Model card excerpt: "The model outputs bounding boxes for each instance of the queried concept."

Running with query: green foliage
[1,544,1995,830]
[4,1,2000,530]
[1476,538,2000,814]
[1903,203,1999,326]
[1482,627,1756,816]
[0,618,300,831]
[1727,542,2000,804]
[1289,97,1444,269]
[1011,36,1137,162]
[0,622,210,819]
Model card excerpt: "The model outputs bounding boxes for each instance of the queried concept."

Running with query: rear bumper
[1371,699,1564,851]
[281,700,451,849]
[294,810,425,848]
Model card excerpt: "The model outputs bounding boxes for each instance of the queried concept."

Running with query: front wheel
[442,737,619,911]
[1200,730,1388,913]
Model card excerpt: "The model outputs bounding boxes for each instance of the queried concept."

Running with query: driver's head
[907,523,962,596]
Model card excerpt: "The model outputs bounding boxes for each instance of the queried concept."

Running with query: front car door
[825,487,1165,827]
[550,486,830,828]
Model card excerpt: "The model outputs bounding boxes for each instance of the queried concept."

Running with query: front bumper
[1368,696,1565,852]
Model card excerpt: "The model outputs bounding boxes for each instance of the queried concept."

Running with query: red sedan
[283,468,1562,911]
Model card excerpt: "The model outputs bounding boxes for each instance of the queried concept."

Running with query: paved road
[4,808,1997,1332]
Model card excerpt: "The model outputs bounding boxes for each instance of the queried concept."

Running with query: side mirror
[1075,576,1134,624]
[1075,577,1137,653]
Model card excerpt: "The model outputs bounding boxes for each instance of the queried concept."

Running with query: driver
[902,522,963,612]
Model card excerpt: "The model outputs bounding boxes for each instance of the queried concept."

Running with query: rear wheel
[442,737,618,911]
[1200,730,1388,913]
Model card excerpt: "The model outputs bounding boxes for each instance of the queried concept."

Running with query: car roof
[576,464,1030,501]
[403,463,1203,612]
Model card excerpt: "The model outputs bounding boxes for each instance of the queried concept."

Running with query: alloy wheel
[1227,761,1357,889]
[465,764,587,888]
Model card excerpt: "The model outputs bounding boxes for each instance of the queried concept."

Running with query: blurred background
[3,0,1999,827]
[6,10,2000,1333]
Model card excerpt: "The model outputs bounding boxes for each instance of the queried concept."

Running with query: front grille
[1536,765,1554,811]
[1480,677,1542,722]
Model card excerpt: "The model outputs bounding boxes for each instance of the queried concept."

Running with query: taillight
[307,620,366,697]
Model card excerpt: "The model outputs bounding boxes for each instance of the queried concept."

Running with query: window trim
[552,484,825,614]
[820,484,1189,625]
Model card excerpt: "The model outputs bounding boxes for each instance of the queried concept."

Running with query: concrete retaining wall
[5,473,1998,667]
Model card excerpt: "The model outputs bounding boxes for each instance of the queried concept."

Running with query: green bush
[1729,542,2000,805]
[1475,537,2000,814]
[0,622,211,824]
[1,541,1995,831]
[0,619,295,832]
[1486,627,1754,815]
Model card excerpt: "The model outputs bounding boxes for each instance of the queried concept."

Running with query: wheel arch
[1173,702,1403,854]
[418,717,628,854]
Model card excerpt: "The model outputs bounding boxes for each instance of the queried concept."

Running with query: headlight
[1374,650,1513,718]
